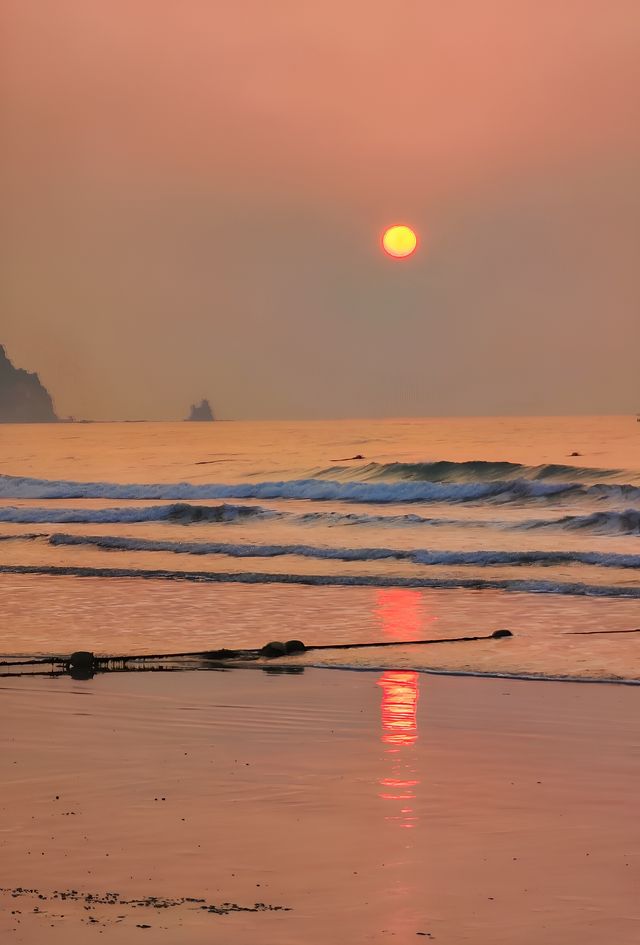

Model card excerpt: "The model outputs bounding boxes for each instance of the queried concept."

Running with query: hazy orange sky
[2,1,639,419]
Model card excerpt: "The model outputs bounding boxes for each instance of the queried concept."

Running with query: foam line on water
[1,504,639,534]
[43,531,640,570]
[1,563,638,598]
[306,663,640,686]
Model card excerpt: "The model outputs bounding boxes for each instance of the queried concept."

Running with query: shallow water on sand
[0,417,638,680]
[1,577,639,682]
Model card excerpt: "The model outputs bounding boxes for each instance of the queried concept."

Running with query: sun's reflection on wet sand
[379,671,420,749]
[375,588,426,829]
[378,671,421,828]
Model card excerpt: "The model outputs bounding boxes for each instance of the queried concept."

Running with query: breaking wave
[0,504,487,529]
[2,474,639,505]
[315,459,626,483]
[518,509,640,535]
[300,508,640,534]
[41,532,640,570]
[2,504,639,535]
[1,563,638,598]
[294,510,486,528]
[0,503,270,525]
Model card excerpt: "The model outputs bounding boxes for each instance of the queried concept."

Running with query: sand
[1,666,639,944]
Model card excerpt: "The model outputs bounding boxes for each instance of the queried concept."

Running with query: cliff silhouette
[186,399,214,421]
[0,345,58,423]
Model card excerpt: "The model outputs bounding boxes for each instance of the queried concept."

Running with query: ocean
[1,416,638,681]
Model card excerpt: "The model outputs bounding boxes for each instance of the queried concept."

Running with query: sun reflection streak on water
[374,588,436,640]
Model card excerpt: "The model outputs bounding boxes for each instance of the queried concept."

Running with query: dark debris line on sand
[2,886,291,923]
[0,628,515,679]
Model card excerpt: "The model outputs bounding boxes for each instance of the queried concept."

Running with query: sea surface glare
[0,416,638,681]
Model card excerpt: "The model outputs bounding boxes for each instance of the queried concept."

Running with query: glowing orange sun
[382,224,418,259]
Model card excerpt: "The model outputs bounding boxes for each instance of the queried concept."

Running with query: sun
[382,224,418,259]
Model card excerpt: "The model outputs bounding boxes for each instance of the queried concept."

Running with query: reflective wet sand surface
[2,668,639,944]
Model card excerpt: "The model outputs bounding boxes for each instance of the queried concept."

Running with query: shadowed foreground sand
[1,667,639,944]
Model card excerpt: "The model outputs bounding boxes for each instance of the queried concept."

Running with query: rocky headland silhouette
[0,345,57,423]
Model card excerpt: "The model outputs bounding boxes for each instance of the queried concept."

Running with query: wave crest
[316,459,625,483]
[520,509,640,536]
[2,473,639,505]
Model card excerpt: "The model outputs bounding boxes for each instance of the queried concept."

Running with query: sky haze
[2,1,639,419]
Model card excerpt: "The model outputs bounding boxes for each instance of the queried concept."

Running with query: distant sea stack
[186,399,215,421]
[0,345,58,423]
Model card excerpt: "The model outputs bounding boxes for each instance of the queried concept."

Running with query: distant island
[0,344,57,423]
[186,399,215,421]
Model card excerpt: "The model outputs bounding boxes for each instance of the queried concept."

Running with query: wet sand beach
[2,667,639,944]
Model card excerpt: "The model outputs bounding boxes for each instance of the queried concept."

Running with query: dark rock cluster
[186,398,214,421]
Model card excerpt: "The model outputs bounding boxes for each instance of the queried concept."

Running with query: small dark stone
[260,641,287,658]
[69,651,95,668]
[68,651,96,679]
[491,629,513,639]
[284,639,306,654]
